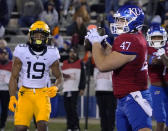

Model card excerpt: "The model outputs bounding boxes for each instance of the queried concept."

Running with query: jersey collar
[28,46,47,56]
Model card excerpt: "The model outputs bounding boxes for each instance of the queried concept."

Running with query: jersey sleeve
[48,46,60,65]
[112,35,138,55]
[13,44,25,61]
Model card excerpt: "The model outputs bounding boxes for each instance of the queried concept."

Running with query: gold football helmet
[29,21,50,34]
[29,21,50,52]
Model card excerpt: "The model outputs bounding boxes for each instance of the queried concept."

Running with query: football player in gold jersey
[8,21,63,131]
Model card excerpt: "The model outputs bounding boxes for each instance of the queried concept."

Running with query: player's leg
[116,99,132,131]
[96,91,116,131]
[162,88,168,131]
[150,85,166,131]
[126,90,152,131]
[36,120,48,131]
[106,92,116,131]
[64,92,74,130]
[165,126,168,131]
[138,128,151,131]
[14,88,34,130]
[70,91,80,130]
[14,125,28,131]
[0,91,10,129]
[34,88,51,131]
[156,122,165,131]
[96,92,108,131]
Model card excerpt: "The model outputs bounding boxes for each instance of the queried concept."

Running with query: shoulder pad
[13,44,27,60]
[18,44,28,48]
[47,45,56,49]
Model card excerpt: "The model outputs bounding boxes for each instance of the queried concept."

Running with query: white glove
[156,48,165,57]
[85,28,108,45]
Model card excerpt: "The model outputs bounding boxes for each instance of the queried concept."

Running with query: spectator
[0,0,9,37]
[0,48,12,131]
[155,0,168,24]
[66,16,87,47]
[7,0,16,18]
[94,51,116,131]
[59,40,71,63]
[62,0,71,16]
[146,24,168,131]
[73,2,90,24]
[17,0,44,27]
[0,39,13,60]
[48,0,61,20]
[62,47,85,131]
[39,1,59,31]
[105,0,118,16]
[52,26,64,49]
[94,68,116,131]
[83,26,95,76]
[63,0,90,17]
[151,15,162,25]
[162,12,168,32]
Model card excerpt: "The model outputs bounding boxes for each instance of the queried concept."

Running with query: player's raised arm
[92,43,136,71]
[86,28,136,71]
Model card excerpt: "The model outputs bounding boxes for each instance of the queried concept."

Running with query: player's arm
[9,57,22,96]
[161,54,168,67]
[50,60,63,88]
[155,48,168,67]
[92,43,136,72]
[103,43,112,55]
[147,55,162,65]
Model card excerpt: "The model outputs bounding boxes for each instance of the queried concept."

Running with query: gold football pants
[14,87,51,127]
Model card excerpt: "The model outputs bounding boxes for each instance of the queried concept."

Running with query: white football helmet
[146,24,167,49]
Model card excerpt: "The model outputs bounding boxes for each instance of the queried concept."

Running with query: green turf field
[4,119,156,131]
[5,121,101,131]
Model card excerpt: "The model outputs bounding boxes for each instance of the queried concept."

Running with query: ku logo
[128,8,143,16]
[154,90,160,95]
